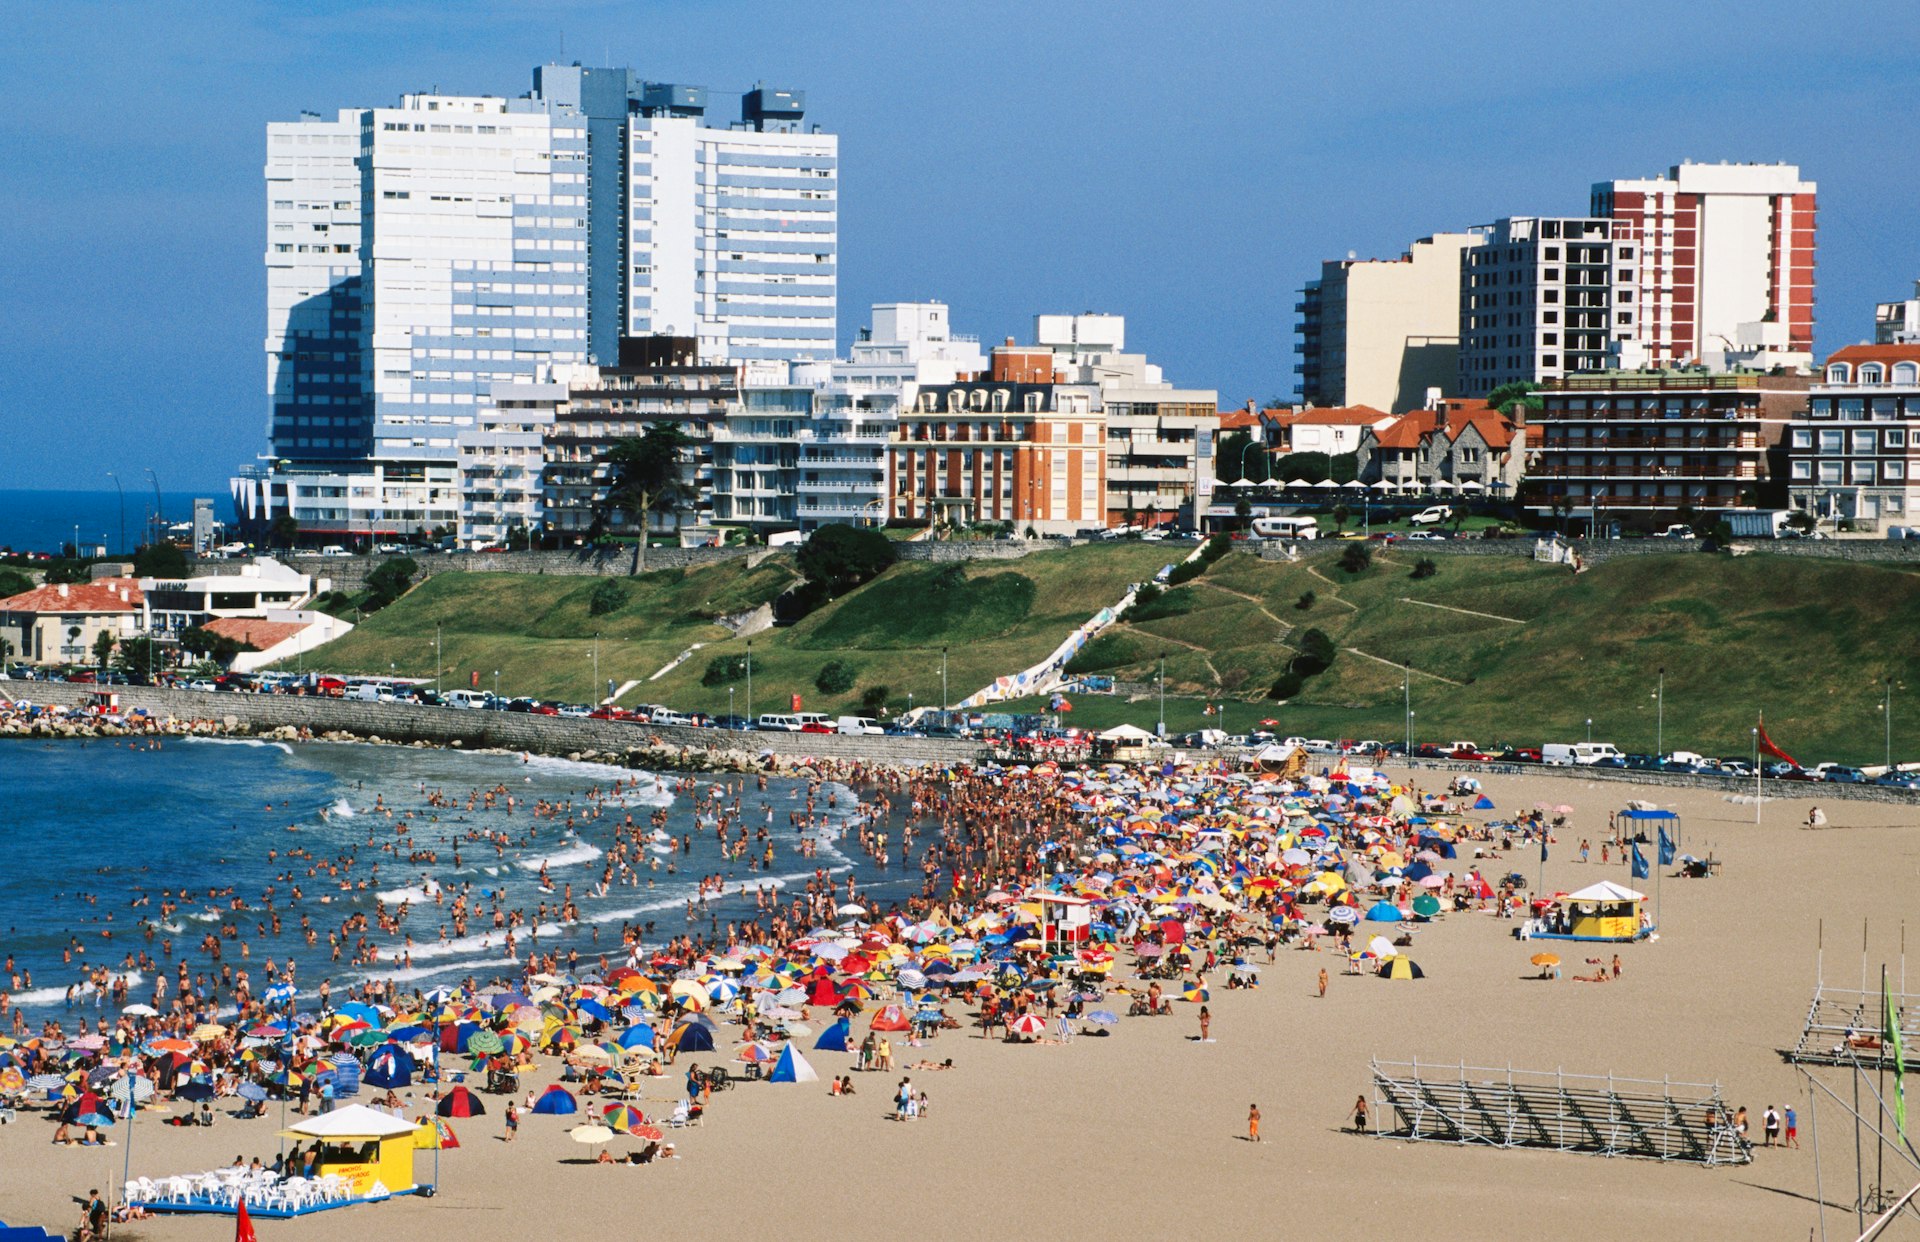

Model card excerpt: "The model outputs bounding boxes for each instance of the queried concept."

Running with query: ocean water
[0,488,213,556]
[0,738,909,1019]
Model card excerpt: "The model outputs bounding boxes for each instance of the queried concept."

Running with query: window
[1827,363,1853,383]
[1818,460,1843,485]
[1887,429,1907,449]
[1818,430,1844,453]
[1851,429,1877,455]
[1860,364,1886,384]
[1888,461,1907,481]
[1790,460,1811,480]
[1896,363,1920,385]
[1791,429,1812,449]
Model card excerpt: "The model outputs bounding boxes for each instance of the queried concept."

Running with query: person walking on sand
[1198,1005,1211,1042]
[1784,1105,1799,1148]
[1763,1105,1781,1147]
[504,1101,519,1142]
[1317,968,1328,998]
[1248,1103,1262,1143]
[1808,806,1826,830]
[1352,1095,1369,1133]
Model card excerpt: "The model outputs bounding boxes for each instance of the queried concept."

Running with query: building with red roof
[0,579,146,666]
[1355,399,1527,494]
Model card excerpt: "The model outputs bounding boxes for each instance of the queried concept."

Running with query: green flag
[1887,970,1907,1141]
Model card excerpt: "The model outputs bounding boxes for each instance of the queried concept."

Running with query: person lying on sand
[908,1059,954,1071]
[1572,971,1611,983]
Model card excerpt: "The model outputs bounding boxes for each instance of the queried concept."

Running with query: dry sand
[3,769,1914,1241]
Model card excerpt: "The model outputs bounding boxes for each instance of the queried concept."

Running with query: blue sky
[3,0,1918,491]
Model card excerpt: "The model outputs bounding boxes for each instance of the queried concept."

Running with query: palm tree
[594,423,697,574]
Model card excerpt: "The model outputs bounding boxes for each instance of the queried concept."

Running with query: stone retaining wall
[196,547,757,593]
[1258,535,1920,568]
[21,685,988,769]
[1373,755,1920,806]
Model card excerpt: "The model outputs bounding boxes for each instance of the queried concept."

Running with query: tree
[116,636,163,680]
[270,514,300,551]
[1485,381,1542,417]
[363,557,419,611]
[796,525,896,600]
[181,625,247,666]
[91,630,117,670]
[0,636,14,668]
[1331,504,1350,532]
[0,568,31,599]
[46,560,89,585]
[1410,557,1438,580]
[701,653,750,687]
[860,685,890,715]
[595,423,697,572]
[132,542,188,578]
[1234,497,1253,530]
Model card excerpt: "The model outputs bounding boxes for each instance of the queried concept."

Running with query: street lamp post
[941,646,948,713]
[144,468,162,545]
[1403,664,1412,753]
[1656,666,1664,759]
[493,669,500,702]
[1586,716,1593,745]
[1157,651,1167,737]
[745,640,753,722]
[1752,727,1762,825]
[591,632,599,705]
[106,472,125,554]
[435,624,442,696]
[1884,678,1895,772]
[728,685,734,725]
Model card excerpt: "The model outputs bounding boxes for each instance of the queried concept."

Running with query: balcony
[1531,465,1760,481]
[1538,435,1759,451]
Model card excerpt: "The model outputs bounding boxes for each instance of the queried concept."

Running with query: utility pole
[435,624,442,696]
[941,645,948,712]
[591,632,599,705]
[746,640,753,722]
[1403,664,1412,753]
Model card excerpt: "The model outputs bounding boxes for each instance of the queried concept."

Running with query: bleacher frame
[1782,981,1920,1068]
[1369,1058,1750,1166]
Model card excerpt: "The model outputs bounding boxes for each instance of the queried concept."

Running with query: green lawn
[293,542,1920,766]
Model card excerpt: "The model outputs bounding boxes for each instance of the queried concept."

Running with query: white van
[757,713,802,732]
[345,683,383,702]
[651,708,691,727]
[442,690,489,710]
[319,545,350,557]
[1545,741,1621,765]
[836,715,883,735]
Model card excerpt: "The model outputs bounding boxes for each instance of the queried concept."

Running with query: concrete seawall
[19,685,989,770]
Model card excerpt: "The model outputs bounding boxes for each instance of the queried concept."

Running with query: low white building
[204,611,356,673]
[141,557,317,643]
[456,377,567,547]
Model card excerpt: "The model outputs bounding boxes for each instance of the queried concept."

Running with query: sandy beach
[3,766,1911,1241]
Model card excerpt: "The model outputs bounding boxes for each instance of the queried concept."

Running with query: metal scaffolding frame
[1785,982,1920,1070]
[1369,1058,1750,1166]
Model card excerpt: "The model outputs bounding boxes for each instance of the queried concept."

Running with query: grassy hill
[299,541,1920,767]
[1004,546,1920,767]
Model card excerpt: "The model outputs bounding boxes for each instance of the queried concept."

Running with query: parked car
[710,715,754,731]
[1404,531,1449,542]
[1822,765,1866,784]
[1409,505,1453,527]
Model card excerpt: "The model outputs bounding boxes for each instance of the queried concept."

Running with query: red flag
[1757,715,1799,767]
[235,1195,258,1242]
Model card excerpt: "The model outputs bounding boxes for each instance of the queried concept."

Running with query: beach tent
[813,1017,852,1053]
[768,1044,819,1084]
[1362,902,1404,923]
[869,1005,911,1032]
[666,1021,715,1053]
[531,1085,578,1115]
[1472,795,1495,810]
[436,1086,485,1117]
[362,1043,415,1089]
[281,1103,421,1195]
[1377,958,1425,980]
[1557,881,1646,940]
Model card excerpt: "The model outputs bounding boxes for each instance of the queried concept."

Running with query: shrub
[363,556,419,611]
[1123,585,1194,624]
[815,659,857,695]
[860,685,890,715]
[1410,558,1437,580]
[1337,543,1372,574]
[1268,671,1304,700]
[701,653,750,687]
[1064,631,1140,676]
[132,542,188,578]
[588,578,628,616]
[1295,590,1315,611]
[1289,628,1338,678]
[0,568,31,599]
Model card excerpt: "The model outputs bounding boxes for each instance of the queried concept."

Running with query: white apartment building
[1593,162,1816,369]
[1876,280,1920,345]
[1458,216,1640,398]
[789,303,986,529]
[1296,233,1483,413]
[1033,314,1219,527]
[456,376,569,547]
[628,88,837,364]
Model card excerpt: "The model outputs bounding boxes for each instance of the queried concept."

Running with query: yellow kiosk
[284,1103,422,1196]
[1549,880,1650,942]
